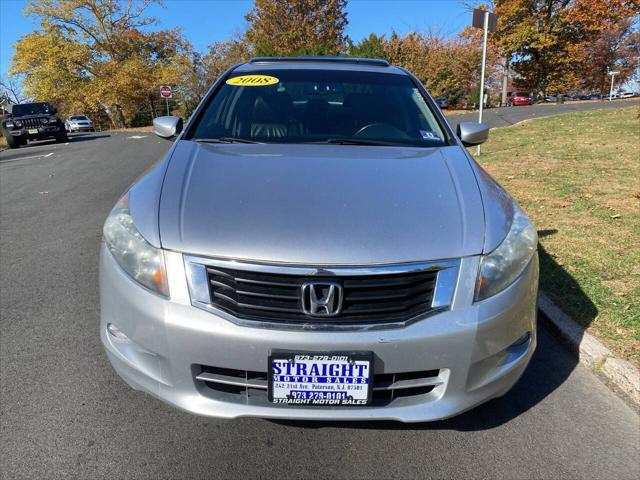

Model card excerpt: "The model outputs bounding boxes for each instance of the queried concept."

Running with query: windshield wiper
[194,137,262,144]
[318,138,409,147]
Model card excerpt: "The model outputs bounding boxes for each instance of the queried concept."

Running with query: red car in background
[508,92,533,106]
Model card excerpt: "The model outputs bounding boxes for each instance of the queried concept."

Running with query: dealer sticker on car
[269,352,373,406]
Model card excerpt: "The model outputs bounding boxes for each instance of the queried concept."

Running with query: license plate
[28,128,38,134]
[269,352,373,406]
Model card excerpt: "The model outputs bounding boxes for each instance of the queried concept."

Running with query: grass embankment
[477,106,640,366]
[0,135,7,151]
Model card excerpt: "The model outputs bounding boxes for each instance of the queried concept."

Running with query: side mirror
[457,122,489,147]
[153,116,183,139]
[50,107,58,115]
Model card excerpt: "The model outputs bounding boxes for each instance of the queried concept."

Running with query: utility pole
[608,70,619,101]
[501,53,510,107]
[472,9,497,155]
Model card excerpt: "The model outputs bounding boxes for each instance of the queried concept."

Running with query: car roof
[235,56,407,75]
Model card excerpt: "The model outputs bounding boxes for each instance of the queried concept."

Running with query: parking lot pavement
[446,98,640,130]
[1,132,639,479]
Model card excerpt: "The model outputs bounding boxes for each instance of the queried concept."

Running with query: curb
[538,291,640,410]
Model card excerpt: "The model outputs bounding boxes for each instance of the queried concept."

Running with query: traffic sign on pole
[472,9,496,155]
[159,85,172,98]
[160,85,172,116]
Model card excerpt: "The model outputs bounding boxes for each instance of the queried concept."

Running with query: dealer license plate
[28,128,38,134]
[269,352,372,406]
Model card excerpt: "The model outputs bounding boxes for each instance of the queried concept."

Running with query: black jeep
[2,102,68,149]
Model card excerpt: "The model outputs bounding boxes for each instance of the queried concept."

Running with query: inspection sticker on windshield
[269,352,373,406]
[226,75,279,86]
[420,129,439,140]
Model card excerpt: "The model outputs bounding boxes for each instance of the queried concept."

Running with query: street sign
[472,8,497,155]
[159,85,172,98]
[472,9,497,32]
[608,71,620,76]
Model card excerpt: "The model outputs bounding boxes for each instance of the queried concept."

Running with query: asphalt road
[446,97,640,129]
[1,106,639,479]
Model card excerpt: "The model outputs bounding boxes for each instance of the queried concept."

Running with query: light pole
[608,70,619,101]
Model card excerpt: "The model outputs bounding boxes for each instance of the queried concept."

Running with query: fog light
[107,323,129,341]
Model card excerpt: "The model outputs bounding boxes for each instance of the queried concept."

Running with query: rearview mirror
[456,122,489,147]
[153,116,183,139]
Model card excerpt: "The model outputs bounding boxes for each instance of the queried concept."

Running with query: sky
[0,0,471,80]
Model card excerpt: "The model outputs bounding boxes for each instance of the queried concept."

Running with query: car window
[190,69,448,147]
[70,116,88,121]
[515,92,530,97]
[11,103,51,116]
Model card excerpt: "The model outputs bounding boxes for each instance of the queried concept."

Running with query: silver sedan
[100,57,538,422]
[65,115,94,132]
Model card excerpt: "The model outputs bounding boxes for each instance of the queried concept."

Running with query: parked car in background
[65,115,95,132]
[100,56,539,423]
[1,102,67,149]
[508,92,532,106]
[588,93,602,100]
[434,96,449,109]
[617,91,635,99]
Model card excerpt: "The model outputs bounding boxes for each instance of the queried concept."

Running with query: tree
[11,0,191,127]
[576,19,639,93]
[493,0,640,95]
[244,0,349,56]
[0,75,29,105]
[349,33,386,58]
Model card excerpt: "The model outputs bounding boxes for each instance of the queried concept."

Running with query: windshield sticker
[226,75,279,87]
[419,129,439,140]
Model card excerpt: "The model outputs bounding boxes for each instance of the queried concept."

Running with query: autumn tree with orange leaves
[11,0,191,127]
[245,0,349,56]
[493,0,640,95]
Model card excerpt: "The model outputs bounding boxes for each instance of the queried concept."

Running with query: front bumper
[68,124,94,132]
[100,245,538,422]
[7,126,62,140]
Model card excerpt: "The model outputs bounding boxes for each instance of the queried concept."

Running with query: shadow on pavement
[271,229,598,432]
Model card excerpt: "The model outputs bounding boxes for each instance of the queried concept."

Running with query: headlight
[14,120,22,128]
[475,205,537,301]
[103,192,169,296]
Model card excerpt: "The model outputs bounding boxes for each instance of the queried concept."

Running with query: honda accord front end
[100,57,538,422]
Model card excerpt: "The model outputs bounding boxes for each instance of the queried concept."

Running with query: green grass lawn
[476,106,640,366]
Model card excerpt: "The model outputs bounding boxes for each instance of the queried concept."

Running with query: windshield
[190,69,448,147]
[12,103,52,116]
[70,115,88,121]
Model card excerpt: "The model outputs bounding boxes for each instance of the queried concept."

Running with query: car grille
[194,364,443,407]
[22,117,45,128]
[206,266,440,324]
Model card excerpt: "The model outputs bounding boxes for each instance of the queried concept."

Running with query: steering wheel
[353,123,410,140]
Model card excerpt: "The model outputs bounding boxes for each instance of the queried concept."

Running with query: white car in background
[65,115,95,132]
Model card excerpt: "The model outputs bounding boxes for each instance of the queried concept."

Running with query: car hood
[158,141,485,264]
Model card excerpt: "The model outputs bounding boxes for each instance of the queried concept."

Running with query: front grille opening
[194,364,442,407]
[206,266,441,324]
[395,370,440,381]
[393,385,436,398]
[209,382,245,395]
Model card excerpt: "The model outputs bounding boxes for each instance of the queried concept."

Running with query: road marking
[0,151,54,163]
[128,135,147,139]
